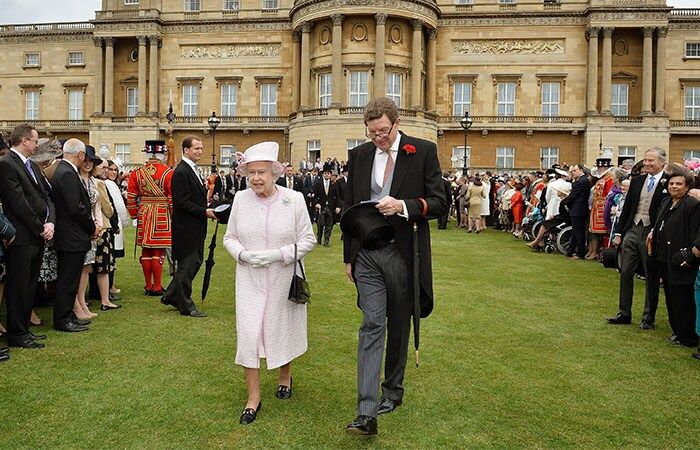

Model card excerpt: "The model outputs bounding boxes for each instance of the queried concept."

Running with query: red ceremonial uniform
[127,160,173,248]
[589,171,613,234]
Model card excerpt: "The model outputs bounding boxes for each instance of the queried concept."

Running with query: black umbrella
[412,223,420,367]
[201,203,231,302]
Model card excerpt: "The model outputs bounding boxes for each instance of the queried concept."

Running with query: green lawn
[1,221,698,449]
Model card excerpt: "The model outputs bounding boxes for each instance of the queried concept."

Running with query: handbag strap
[294,244,306,280]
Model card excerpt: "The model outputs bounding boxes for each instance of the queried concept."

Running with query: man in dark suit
[50,138,96,333]
[0,124,56,347]
[438,172,452,229]
[225,168,236,200]
[343,97,447,435]
[608,147,668,328]
[563,164,590,259]
[314,168,337,247]
[334,165,348,222]
[161,136,216,318]
[276,164,304,192]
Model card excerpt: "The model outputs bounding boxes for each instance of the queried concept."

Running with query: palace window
[220,145,236,166]
[307,140,321,162]
[221,84,238,116]
[223,0,240,10]
[124,0,139,4]
[618,146,636,166]
[685,86,700,120]
[497,82,516,117]
[540,147,558,169]
[541,82,560,117]
[319,73,332,108]
[349,71,369,107]
[496,147,515,169]
[115,144,131,164]
[347,139,365,152]
[127,87,138,117]
[67,51,84,66]
[25,91,40,120]
[184,0,200,11]
[452,146,471,169]
[260,83,277,116]
[686,43,700,58]
[386,72,402,107]
[453,82,472,116]
[262,0,278,10]
[24,52,40,68]
[182,84,199,117]
[454,0,474,4]
[684,150,700,160]
[68,90,83,120]
[611,83,628,116]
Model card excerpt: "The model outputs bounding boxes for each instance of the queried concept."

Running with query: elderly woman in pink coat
[223,141,316,425]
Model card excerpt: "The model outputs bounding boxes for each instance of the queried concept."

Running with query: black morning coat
[171,159,209,261]
[342,132,447,318]
[651,194,700,286]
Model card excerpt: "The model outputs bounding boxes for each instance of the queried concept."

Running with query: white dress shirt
[372,136,408,218]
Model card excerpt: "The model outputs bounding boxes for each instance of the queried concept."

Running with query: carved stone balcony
[0,119,90,133]
[290,0,440,30]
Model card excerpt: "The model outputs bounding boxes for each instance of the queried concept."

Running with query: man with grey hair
[50,138,96,332]
[608,147,668,329]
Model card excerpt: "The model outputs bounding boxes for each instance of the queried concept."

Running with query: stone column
[299,22,311,110]
[331,14,344,107]
[410,20,423,109]
[292,32,301,111]
[586,27,599,115]
[641,26,653,115]
[137,36,148,115]
[426,28,437,112]
[373,13,387,99]
[148,35,160,115]
[93,37,103,115]
[600,27,613,115]
[104,37,115,116]
[655,26,667,114]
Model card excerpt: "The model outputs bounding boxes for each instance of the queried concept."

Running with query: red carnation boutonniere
[402,144,416,155]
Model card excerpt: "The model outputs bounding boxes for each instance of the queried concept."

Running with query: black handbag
[288,244,311,304]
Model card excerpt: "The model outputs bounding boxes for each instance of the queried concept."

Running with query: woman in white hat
[223,142,316,425]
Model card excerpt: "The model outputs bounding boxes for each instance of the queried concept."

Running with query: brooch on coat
[282,196,294,206]
[402,144,416,154]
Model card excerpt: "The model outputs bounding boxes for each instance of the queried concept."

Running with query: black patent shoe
[345,415,378,435]
[606,313,631,325]
[239,401,261,425]
[377,396,402,415]
[275,377,292,400]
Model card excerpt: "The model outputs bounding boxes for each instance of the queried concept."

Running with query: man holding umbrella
[161,135,216,318]
[341,97,446,435]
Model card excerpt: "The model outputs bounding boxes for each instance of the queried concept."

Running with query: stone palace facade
[0,0,699,173]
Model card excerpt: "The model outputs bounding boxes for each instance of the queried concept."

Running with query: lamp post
[459,110,473,178]
[165,102,176,167]
[208,110,220,174]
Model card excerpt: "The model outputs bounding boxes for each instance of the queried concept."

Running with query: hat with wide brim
[340,201,395,251]
[549,179,572,196]
[236,141,285,177]
[85,145,103,165]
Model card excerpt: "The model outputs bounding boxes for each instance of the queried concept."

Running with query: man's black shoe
[188,309,207,318]
[377,397,402,415]
[345,415,378,435]
[668,334,679,342]
[56,322,89,333]
[29,332,47,340]
[639,321,655,330]
[74,318,91,326]
[0,346,10,355]
[9,338,45,349]
[160,296,176,308]
[0,351,8,362]
[692,352,700,360]
[606,314,631,325]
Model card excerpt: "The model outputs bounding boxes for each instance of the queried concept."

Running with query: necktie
[647,175,655,193]
[288,177,293,189]
[324,181,329,195]
[383,151,395,187]
[24,159,37,183]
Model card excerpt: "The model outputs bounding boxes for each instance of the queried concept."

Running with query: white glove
[248,249,283,268]
[239,251,253,264]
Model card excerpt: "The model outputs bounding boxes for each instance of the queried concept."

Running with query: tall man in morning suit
[161,136,216,318]
[0,124,56,348]
[276,164,304,192]
[343,98,447,435]
[51,139,97,332]
[608,147,668,329]
[314,167,337,247]
[563,164,590,260]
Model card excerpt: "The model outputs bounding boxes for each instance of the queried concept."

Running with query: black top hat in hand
[340,201,395,251]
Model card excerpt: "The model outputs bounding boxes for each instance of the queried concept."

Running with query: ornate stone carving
[104,36,115,47]
[148,35,161,47]
[0,34,92,44]
[292,31,301,43]
[440,16,586,27]
[166,21,291,34]
[642,26,654,38]
[411,20,423,31]
[657,26,668,38]
[301,22,312,33]
[180,43,281,59]
[586,27,599,40]
[319,26,331,45]
[330,14,343,26]
[589,11,668,22]
[375,13,387,26]
[452,39,564,55]
[137,35,148,46]
[602,27,614,38]
[292,0,438,27]
[428,29,437,40]
[93,36,103,47]
[351,22,367,41]
[613,38,629,56]
[389,25,402,44]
